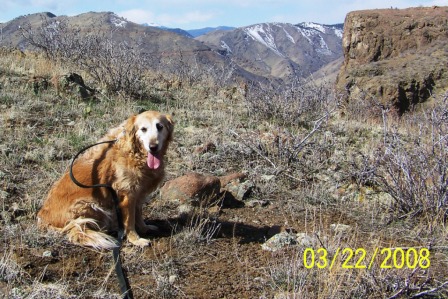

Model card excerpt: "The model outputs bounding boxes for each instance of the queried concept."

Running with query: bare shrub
[162,50,204,88]
[262,250,308,296]
[0,250,25,283]
[150,258,182,299]
[232,77,338,186]
[374,93,448,221]
[245,76,335,126]
[20,17,151,97]
[173,212,221,249]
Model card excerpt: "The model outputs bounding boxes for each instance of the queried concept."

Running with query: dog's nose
[149,145,158,153]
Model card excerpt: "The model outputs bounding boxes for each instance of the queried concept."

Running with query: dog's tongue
[147,152,161,169]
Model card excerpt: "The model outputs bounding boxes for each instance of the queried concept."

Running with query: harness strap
[69,140,134,299]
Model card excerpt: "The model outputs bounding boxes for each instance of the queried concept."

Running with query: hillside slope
[0,12,246,84]
[1,12,207,53]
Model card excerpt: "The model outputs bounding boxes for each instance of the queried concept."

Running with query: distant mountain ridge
[0,11,344,85]
[142,24,193,38]
[197,22,343,81]
[0,12,233,78]
[187,26,236,38]
[142,24,236,38]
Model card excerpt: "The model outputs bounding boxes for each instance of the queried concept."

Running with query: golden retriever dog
[37,111,174,249]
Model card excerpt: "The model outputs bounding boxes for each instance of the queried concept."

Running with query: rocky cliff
[336,6,448,113]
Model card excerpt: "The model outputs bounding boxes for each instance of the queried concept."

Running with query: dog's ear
[164,114,174,141]
[165,114,174,128]
[121,115,140,152]
[124,115,137,136]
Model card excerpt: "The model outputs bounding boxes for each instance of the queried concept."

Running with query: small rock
[177,203,194,215]
[296,233,315,247]
[262,232,297,252]
[222,179,254,201]
[168,275,178,284]
[42,250,52,257]
[275,293,300,299]
[221,191,245,208]
[260,174,275,182]
[246,199,269,208]
[330,223,352,234]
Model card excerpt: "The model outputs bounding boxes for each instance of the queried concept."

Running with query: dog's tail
[62,218,118,250]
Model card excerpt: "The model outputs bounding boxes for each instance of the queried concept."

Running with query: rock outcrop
[336,6,448,113]
[51,73,95,99]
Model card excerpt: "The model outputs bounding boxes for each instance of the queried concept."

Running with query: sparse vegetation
[374,97,448,223]
[20,17,153,97]
[1,18,448,298]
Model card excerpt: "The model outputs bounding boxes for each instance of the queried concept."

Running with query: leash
[69,140,134,299]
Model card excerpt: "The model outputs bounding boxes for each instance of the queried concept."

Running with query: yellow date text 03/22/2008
[302,247,430,270]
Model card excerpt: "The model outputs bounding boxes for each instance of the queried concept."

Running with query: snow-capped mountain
[0,12,344,85]
[197,22,343,80]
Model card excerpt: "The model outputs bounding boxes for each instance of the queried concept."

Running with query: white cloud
[30,0,59,6]
[118,8,217,27]
[428,0,448,5]
[158,11,217,26]
[118,9,155,24]
[4,0,60,9]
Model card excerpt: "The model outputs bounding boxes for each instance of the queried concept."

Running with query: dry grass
[1,47,447,298]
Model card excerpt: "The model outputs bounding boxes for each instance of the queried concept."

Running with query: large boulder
[159,172,254,209]
[159,173,222,207]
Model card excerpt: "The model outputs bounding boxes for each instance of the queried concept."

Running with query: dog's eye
[141,127,147,133]
[156,123,164,131]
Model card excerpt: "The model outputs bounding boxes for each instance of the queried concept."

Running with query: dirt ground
[2,195,359,299]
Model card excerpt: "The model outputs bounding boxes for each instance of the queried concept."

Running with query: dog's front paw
[130,237,151,247]
[127,231,151,247]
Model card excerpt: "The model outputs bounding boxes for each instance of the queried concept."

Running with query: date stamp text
[303,247,430,270]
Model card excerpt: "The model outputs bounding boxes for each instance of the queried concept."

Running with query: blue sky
[2,0,446,29]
